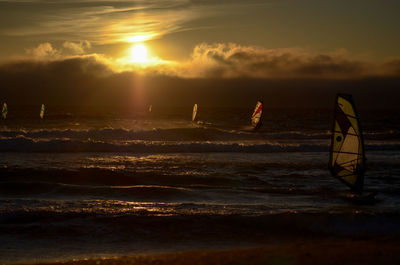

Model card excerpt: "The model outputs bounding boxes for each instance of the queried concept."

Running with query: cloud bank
[176,43,400,79]
[15,42,400,80]
[1,42,400,109]
[26,41,93,59]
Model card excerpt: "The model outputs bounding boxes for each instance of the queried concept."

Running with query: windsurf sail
[192,104,198,121]
[40,104,45,119]
[148,105,152,113]
[329,94,365,192]
[251,100,263,129]
[1,103,7,119]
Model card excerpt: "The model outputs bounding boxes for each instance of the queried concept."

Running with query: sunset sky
[0,0,399,108]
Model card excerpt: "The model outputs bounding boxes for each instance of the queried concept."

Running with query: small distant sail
[148,105,152,113]
[329,94,365,192]
[40,104,45,119]
[192,103,198,121]
[251,100,263,129]
[1,102,7,119]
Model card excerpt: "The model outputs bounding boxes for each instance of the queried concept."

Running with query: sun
[130,43,148,63]
[116,42,169,70]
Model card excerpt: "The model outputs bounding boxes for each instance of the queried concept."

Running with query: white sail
[329,94,365,192]
[40,104,45,119]
[251,100,263,129]
[2,103,7,119]
[148,105,152,113]
[192,104,198,121]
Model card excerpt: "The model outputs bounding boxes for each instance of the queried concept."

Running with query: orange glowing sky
[0,0,400,78]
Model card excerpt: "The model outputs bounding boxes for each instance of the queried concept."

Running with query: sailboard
[192,103,198,121]
[329,94,365,193]
[1,102,7,119]
[40,104,45,119]
[251,100,263,129]
[148,105,152,113]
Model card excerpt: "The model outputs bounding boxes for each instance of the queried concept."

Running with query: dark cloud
[182,43,380,79]
[382,59,400,76]
[1,52,400,111]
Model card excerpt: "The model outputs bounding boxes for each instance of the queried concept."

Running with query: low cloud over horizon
[10,41,400,80]
[178,43,400,79]
[1,42,400,110]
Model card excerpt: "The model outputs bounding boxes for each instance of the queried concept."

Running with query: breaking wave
[0,137,399,153]
[1,127,399,141]
[0,127,398,153]
[0,137,329,153]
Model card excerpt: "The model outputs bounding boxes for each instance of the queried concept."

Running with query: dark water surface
[1,107,399,264]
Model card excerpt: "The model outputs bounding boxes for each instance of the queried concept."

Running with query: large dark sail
[329,94,365,192]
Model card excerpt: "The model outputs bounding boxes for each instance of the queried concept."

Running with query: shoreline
[22,237,400,265]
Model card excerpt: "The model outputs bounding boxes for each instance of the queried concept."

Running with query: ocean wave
[0,170,392,200]
[1,208,399,264]
[1,205,400,238]
[0,137,327,153]
[0,182,197,201]
[0,135,399,153]
[1,127,399,142]
[0,180,333,200]
[0,127,319,141]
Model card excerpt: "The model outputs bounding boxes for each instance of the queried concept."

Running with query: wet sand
[28,237,400,265]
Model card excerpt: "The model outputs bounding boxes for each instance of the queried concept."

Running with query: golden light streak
[125,34,156,43]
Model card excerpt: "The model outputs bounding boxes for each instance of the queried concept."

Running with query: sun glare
[115,42,170,70]
[130,44,148,63]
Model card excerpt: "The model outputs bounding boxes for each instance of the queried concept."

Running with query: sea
[0,106,399,264]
